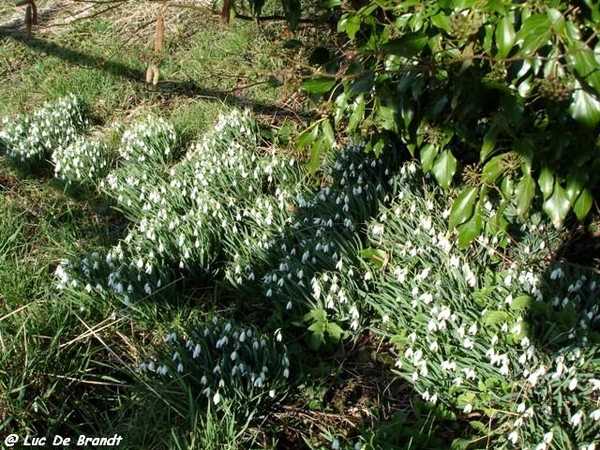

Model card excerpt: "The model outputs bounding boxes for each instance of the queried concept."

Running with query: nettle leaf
[325,322,344,342]
[495,14,516,59]
[509,295,532,311]
[456,205,483,248]
[449,186,478,229]
[543,182,571,228]
[573,188,593,221]
[482,310,509,326]
[301,77,336,94]
[432,150,457,190]
[381,33,428,58]
[570,88,600,128]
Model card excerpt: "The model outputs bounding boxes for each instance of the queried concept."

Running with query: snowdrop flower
[571,411,582,427]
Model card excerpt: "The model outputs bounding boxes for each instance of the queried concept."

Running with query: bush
[301,0,600,244]
[52,136,111,188]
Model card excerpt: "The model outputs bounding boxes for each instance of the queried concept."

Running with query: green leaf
[321,120,335,146]
[381,33,429,58]
[325,322,344,342]
[307,139,324,175]
[419,143,437,172]
[568,45,600,95]
[543,182,571,228]
[515,174,535,217]
[296,123,319,149]
[515,14,552,56]
[481,154,506,184]
[449,186,479,229]
[456,207,483,248]
[301,77,336,94]
[337,14,361,40]
[451,439,471,450]
[537,167,554,199]
[495,14,515,59]
[281,0,301,31]
[570,88,600,128]
[509,295,532,311]
[573,188,593,221]
[482,310,509,326]
[432,150,457,190]
[347,94,365,132]
[480,128,499,161]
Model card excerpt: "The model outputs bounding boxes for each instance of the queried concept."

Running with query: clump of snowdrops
[365,162,600,449]
[0,94,89,171]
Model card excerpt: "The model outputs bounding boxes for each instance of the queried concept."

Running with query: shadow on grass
[0,30,312,121]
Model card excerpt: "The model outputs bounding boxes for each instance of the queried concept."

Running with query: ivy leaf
[515,174,536,218]
[568,45,600,95]
[515,14,552,56]
[481,154,506,184]
[456,206,483,248]
[381,33,429,58]
[543,182,571,228]
[281,0,301,31]
[480,127,499,161]
[570,88,600,128]
[432,150,457,190]
[301,77,336,94]
[573,188,593,221]
[337,14,361,40]
[420,143,437,172]
[495,14,515,59]
[537,167,554,199]
[449,186,478,229]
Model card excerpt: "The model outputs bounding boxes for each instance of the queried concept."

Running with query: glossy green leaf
[481,154,506,184]
[543,182,571,228]
[515,14,552,56]
[321,120,335,146]
[456,206,483,248]
[347,94,365,132]
[420,143,437,172]
[515,174,536,217]
[337,14,361,40]
[307,139,324,175]
[538,167,554,199]
[296,123,319,149]
[449,186,478,229]
[281,0,301,31]
[381,33,429,57]
[570,88,600,128]
[573,188,593,221]
[568,45,600,94]
[432,150,457,190]
[301,77,336,94]
[480,128,499,161]
[495,15,515,58]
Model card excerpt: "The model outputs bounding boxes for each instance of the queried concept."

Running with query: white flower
[543,431,553,444]
[332,439,340,450]
[590,409,600,421]
[463,404,473,414]
[508,431,518,445]
[569,378,578,391]
[213,392,221,405]
[177,363,184,373]
[571,411,582,427]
